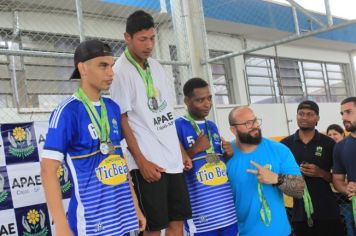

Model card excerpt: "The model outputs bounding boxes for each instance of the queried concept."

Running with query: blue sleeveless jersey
[175,116,237,234]
[43,95,138,236]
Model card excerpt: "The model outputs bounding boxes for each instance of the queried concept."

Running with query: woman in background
[327,124,345,143]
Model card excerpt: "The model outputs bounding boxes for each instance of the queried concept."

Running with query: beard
[237,129,262,145]
[299,126,315,131]
[344,121,356,132]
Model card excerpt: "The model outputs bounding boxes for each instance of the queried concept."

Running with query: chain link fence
[1,0,356,235]
[0,0,190,123]
[1,0,356,121]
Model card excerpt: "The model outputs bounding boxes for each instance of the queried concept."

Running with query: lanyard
[124,47,155,99]
[303,184,314,227]
[75,88,110,142]
[257,182,272,226]
[184,112,215,154]
[352,196,356,227]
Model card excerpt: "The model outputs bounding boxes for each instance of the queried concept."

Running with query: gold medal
[107,142,115,154]
[206,154,220,164]
[307,218,313,227]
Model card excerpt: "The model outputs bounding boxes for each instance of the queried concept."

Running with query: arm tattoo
[278,175,305,199]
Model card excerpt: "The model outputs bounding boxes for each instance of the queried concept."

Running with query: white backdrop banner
[0,121,71,236]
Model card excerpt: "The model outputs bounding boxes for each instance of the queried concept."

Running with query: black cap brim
[70,68,80,80]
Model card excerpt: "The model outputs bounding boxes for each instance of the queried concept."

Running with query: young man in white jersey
[110,10,192,236]
[175,78,238,236]
[41,39,145,236]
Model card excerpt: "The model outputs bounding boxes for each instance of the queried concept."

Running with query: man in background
[281,100,344,236]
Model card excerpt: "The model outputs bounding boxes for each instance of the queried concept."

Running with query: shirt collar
[293,129,320,142]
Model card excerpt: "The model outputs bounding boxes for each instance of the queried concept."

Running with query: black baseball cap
[297,100,319,115]
[70,39,113,79]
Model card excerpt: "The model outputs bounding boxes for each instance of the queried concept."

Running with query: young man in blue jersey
[227,106,304,236]
[41,39,145,236]
[175,78,238,236]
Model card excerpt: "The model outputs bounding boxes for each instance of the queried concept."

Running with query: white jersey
[110,54,183,173]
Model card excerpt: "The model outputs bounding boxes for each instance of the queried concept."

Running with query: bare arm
[127,172,146,232]
[300,163,332,183]
[247,161,305,198]
[278,175,305,199]
[41,159,73,236]
[186,131,210,158]
[332,173,348,194]
[180,143,192,170]
[121,113,165,182]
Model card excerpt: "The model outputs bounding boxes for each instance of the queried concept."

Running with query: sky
[270,0,356,19]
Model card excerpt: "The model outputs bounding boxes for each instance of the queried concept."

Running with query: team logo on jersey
[57,164,72,198]
[16,207,50,236]
[213,133,220,145]
[315,146,323,157]
[95,155,128,185]
[95,222,104,233]
[147,87,167,113]
[196,161,228,186]
[112,118,119,134]
[8,127,35,158]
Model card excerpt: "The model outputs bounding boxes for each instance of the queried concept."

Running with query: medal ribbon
[257,182,272,226]
[124,47,155,99]
[75,88,110,142]
[352,195,356,227]
[303,184,314,225]
[184,112,215,154]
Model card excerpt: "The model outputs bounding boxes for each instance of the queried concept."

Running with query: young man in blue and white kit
[227,106,304,236]
[41,40,145,236]
[175,78,238,236]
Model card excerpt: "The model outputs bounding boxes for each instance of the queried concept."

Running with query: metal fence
[1,0,356,123]
[1,0,356,235]
[0,0,191,123]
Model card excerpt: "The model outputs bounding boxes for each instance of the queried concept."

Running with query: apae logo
[15,204,51,236]
[22,209,49,236]
[57,164,72,198]
[0,167,13,210]
[1,123,39,164]
[8,127,35,158]
[0,173,8,204]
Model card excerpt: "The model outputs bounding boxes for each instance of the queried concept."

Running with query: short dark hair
[341,96,356,106]
[183,77,209,97]
[126,10,154,36]
[326,124,344,135]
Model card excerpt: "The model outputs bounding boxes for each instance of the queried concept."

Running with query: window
[169,47,234,105]
[245,55,348,104]
[209,50,234,105]
[245,56,277,104]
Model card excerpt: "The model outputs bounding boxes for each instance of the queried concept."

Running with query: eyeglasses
[231,118,262,129]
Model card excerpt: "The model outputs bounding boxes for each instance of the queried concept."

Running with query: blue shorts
[190,223,238,236]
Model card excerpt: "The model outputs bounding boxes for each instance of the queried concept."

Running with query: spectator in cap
[281,100,344,236]
[41,39,146,236]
